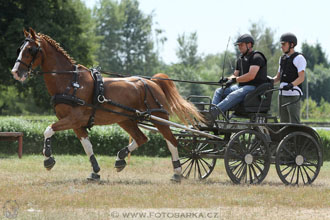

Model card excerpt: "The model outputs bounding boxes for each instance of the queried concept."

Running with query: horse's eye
[28,47,32,53]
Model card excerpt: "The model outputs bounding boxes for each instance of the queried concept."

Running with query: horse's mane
[37,33,76,64]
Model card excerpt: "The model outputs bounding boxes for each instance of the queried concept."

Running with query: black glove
[282,83,294,91]
[225,78,237,87]
[218,77,228,84]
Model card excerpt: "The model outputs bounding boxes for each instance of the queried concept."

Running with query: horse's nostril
[11,70,21,80]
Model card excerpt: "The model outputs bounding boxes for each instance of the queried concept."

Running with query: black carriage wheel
[275,131,322,185]
[224,130,270,184]
[178,136,218,180]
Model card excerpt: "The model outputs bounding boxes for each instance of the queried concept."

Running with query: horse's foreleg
[115,120,148,172]
[42,116,81,170]
[74,128,101,181]
[43,125,56,170]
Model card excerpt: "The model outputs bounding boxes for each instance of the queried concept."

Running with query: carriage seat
[231,78,274,116]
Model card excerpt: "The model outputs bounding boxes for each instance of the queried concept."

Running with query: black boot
[210,107,220,120]
[115,147,130,172]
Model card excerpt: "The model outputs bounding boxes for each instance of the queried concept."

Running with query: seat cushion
[233,82,273,115]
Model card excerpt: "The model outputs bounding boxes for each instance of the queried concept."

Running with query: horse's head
[11,28,42,82]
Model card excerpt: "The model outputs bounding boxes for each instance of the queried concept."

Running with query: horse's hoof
[44,157,56,170]
[114,159,126,172]
[170,174,182,183]
[87,173,100,181]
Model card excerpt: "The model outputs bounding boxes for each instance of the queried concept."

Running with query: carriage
[12,28,323,185]
[172,83,323,185]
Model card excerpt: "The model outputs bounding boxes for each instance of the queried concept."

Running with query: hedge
[0,116,330,160]
[0,116,169,157]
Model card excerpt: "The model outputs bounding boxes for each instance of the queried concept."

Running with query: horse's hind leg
[74,128,101,181]
[115,120,148,172]
[154,122,182,182]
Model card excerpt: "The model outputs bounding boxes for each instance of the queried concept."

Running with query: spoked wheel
[178,134,220,180]
[275,131,322,185]
[224,130,270,184]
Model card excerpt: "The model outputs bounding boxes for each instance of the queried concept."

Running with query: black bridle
[15,37,42,76]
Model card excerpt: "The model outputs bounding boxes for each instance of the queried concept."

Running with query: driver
[210,34,268,118]
[273,33,306,123]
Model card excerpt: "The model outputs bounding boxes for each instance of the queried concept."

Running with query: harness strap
[85,68,105,129]
[72,65,80,96]
[139,78,165,115]
[52,70,169,129]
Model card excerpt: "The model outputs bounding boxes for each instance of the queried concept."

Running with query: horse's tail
[151,73,205,125]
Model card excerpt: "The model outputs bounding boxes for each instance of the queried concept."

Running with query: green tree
[0,0,98,113]
[197,52,236,97]
[170,32,205,97]
[94,0,159,76]
[306,65,330,103]
[302,42,329,70]
[176,32,201,68]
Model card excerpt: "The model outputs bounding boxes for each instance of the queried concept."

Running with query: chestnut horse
[11,28,204,181]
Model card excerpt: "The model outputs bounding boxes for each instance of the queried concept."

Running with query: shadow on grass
[29,176,325,187]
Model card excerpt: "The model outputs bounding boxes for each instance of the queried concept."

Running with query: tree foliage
[1,1,330,117]
[168,32,206,97]
[0,0,98,112]
[306,65,330,103]
[94,0,158,76]
[302,42,329,70]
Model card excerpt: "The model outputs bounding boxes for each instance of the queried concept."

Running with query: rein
[33,69,221,85]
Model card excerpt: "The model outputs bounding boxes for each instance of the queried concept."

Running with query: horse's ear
[29,27,37,40]
[23,28,29,37]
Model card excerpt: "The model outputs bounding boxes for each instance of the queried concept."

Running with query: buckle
[97,95,105,103]
[72,82,80,88]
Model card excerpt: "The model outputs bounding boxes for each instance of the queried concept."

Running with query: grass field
[0,155,329,220]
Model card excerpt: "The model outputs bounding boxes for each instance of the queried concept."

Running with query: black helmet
[280,33,297,46]
[235,34,254,46]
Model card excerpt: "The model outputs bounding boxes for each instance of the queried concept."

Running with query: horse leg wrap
[90,155,100,173]
[115,147,130,172]
[44,156,56,170]
[43,138,52,157]
[172,160,182,178]
[117,147,130,160]
[172,160,181,169]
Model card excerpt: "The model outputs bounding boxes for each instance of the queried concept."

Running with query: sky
[83,0,330,64]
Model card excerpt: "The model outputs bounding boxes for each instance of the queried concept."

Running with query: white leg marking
[44,126,55,139]
[128,139,138,152]
[80,137,94,157]
[43,126,55,158]
[166,140,182,175]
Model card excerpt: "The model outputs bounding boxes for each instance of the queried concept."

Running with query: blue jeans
[212,84,256,112]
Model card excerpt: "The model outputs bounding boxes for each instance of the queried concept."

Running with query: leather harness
[51,66,168,129]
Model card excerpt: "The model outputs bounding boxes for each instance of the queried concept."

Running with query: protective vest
[280,52,303,89]
[237,51,268,86]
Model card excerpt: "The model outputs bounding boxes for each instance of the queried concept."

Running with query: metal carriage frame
[140,89,324,186]
[171,92,323,185]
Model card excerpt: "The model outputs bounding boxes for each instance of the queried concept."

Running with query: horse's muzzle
[11,69,27,82]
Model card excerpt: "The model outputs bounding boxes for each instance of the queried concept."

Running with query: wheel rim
[275,132,321,185]
[178,136,218,180]
[225,130,270,184]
